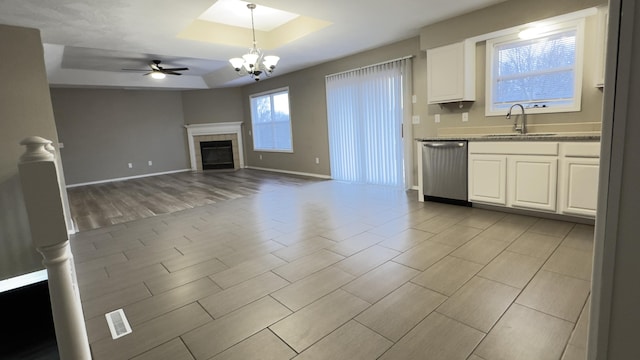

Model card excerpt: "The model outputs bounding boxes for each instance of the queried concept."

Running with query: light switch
[412,95,417,104]
[412,115,420,124]
[435,114,441,123]
[462,112,469,122]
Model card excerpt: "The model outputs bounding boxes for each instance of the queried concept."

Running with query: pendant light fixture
[229,3,280,81]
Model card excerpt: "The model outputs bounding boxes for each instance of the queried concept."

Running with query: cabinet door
[508,156,558,212]
[427,42,465,103]
[468,154,507,205]
[559,157,599,217]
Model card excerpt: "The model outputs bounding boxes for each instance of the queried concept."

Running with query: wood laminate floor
[67,170,319,232]
[68,169,593,360]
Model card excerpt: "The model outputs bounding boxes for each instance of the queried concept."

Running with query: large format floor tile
[182,296,291,360]
[516,270,591,323]
[355,282,446,342]
[270,290,369,352]
[411,256,483,296]
[437,276,520,332]
[67,170,594,360]
[379,312,485,360]
[295,321,392,360]
[474,304,574,360]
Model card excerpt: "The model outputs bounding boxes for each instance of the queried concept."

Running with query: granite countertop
[416,133,601,142]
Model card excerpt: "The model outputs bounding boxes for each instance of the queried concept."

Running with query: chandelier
[229,3,280,81]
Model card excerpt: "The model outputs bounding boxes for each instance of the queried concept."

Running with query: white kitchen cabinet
[469,141,600,218]
[559,142,600,217]
[427,41,476,104]
[468,154,507,205]
[508,156,558,212]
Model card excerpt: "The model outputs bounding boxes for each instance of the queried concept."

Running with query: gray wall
[228,0,606,179]
[0,25,62,280]
[413,0,608,138]
[240,38,422,176]
[182,87,244,125]
[51,89,190,185]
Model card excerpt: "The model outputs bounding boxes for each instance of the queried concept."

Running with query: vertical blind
[325,58,411,188]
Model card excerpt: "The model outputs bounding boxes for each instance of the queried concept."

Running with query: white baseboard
[66,169,192,188]
[246,166,332,179]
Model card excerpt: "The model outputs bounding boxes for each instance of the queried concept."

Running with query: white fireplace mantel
[185,122,244,170]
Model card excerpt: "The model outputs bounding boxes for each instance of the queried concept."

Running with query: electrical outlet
[462,112,469,122]
[315,157,320,164]
[128,163,132,168]
[435,114,441,123]
[148,160,152,166]
[412,95,417,104]
[412,115,420,124]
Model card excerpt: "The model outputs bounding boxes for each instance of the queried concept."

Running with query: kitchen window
[485,19,585,116]
[250,87,293,152]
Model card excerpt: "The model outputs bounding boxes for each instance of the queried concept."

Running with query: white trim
[246,166,331,179]
[66,169,191,188]
[185,122,244,170]
[484,19,585,117]
[465,7,598,44]
[0,269,48,293]
[411,185,419,191]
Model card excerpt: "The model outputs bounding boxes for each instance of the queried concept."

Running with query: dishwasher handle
[423,142,466,148]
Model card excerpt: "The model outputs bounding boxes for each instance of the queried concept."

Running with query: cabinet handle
[423,142,466,148]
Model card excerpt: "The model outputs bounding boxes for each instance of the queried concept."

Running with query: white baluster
[18,136,91,360]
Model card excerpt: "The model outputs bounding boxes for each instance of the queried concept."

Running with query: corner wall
[0,24,62,280]
[51,88,190,185]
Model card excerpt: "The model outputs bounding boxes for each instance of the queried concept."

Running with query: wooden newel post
[18,136,92,360]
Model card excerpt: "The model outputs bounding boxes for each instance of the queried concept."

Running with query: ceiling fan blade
[121,69,149,72]
[143,72,152,76]
[161,67,189,71]
[150,63,161,71]
[165,71,182,76]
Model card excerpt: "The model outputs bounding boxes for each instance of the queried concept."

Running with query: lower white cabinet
[559,153,600,217]
[468,155,507,205]
[508,156,558,212]
[468,141,599,218]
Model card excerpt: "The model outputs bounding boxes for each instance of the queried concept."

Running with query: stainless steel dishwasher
[421,140,469,205]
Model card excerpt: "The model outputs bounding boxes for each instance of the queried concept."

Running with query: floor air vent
[105,309,132,339]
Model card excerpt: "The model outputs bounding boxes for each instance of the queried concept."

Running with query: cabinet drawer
[469,141,559,156]
[560,142,600,157]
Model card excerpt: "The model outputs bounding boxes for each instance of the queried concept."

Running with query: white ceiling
[0,0,508,90]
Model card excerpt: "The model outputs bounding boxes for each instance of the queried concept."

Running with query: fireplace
[200,140,234,170]
[185,122,245,171]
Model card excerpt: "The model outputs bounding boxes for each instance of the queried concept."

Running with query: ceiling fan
[122,60,189,79]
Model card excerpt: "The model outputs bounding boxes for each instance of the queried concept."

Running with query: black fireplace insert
[200,140,234,170]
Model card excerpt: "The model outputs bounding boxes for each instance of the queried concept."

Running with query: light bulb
[151,71,166,79]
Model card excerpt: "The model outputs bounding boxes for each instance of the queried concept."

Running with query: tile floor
[70,170,594,360]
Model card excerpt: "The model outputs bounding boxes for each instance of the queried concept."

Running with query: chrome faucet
[506,103,526,135]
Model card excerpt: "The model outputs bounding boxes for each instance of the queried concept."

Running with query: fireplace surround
[185,122,244,171]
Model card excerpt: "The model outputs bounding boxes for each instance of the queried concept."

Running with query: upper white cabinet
[427,41,476,104]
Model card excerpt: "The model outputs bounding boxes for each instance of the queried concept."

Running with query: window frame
[485,19,585,116]
[249,87,294,153]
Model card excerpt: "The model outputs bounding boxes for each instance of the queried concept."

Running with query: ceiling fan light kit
[150,71,166,79]
[229,3,280,81]
[122,59,189,79]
